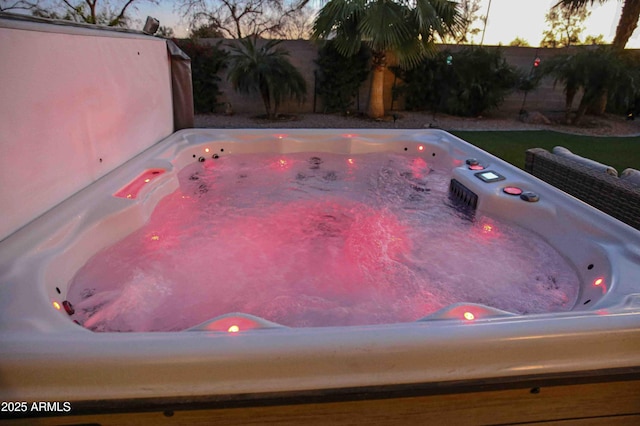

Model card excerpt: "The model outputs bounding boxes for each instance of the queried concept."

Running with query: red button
[503,186,523,195]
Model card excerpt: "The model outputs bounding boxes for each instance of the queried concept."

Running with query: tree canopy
[29,0,155,27]
[178,0,310,38]
[541,3,590,48]
[556,0,640,49]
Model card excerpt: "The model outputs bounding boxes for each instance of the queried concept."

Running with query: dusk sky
[132,0,640,48]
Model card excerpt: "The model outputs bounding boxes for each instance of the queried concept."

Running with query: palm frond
[413,0,462,38]
[312,0,366,57]
[554,0,606,11]
[314,0,459,65]
[358,1,412,51]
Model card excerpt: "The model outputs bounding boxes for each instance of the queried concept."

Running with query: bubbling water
[67,152,580,331]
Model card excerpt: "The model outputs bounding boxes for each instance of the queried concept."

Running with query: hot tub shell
[1,129,639,419]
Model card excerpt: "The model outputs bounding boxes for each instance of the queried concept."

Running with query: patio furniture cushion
[552,146,618,177]
[621,168,640,187]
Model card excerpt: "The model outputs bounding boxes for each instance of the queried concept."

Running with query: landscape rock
[519,111,552,125]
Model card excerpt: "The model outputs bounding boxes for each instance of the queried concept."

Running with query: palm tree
[542,54,585,123]
[557,1,640,114]
[556,0,640,50]
[312,0,461,119]
[542,47,635,124]
[227,37,307,119]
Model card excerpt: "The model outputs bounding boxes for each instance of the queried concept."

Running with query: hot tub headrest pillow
[621,168,640,187]
[552,146,618,177]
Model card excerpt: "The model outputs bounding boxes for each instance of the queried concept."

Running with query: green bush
[315,41,370,113]
[393,47,520,117]
[542,47,640,123]
[174,39,228,114]
[391,52,453,114]
[606,50,640,117]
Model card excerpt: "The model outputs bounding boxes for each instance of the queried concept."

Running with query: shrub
[174,39,228,114]
[391,52,453,114]
[606,50,640,117]
[315,41,370,113]
[445,47,520,116]
[393,47,520,117]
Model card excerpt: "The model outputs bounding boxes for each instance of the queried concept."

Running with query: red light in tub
[199,315,265,333]
[593,278,607,294]
[463,312,475,321]
[593,277,607,294]
[205,148,210,153]
[114,169,166,199]
[274,134,287,139]
[347,158,355,165]
[475,219,502,241]
[412,158,427,167]
[418,145,425,151]
[411,158,428,178]
[469,164,485,171]
[272,158,291,170]
[342,133,356,138]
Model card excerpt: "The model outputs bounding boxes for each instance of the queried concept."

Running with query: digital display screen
[481,172,499,180]
[474,170,505,182]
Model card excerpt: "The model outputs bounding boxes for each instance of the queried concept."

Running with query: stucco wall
[197,39,609,116]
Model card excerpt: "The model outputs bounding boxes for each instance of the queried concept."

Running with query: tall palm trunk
[573,94,591,124]
[367,51,386,119]
[613,0,640,50]
[259,76,273,119]
[565,86,578,123]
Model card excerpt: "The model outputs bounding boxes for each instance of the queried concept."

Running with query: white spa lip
[1,128,639,403]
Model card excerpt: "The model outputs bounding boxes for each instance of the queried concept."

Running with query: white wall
[0,18,174,241]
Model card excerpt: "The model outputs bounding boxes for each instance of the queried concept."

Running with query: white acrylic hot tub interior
[1,128,639,402]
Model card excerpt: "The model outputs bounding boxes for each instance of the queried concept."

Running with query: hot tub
[1,129,639,422]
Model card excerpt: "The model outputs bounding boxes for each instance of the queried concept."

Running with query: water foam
[67,152,580,331]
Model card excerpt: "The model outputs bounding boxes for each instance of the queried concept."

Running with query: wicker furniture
[525,148,640,231]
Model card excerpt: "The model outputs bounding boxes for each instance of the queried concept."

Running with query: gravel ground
[194,111,640,137]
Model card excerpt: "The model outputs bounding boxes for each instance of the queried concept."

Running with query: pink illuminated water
[67,152,580,331]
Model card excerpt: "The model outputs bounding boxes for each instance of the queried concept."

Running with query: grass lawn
[449,130,640,172]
